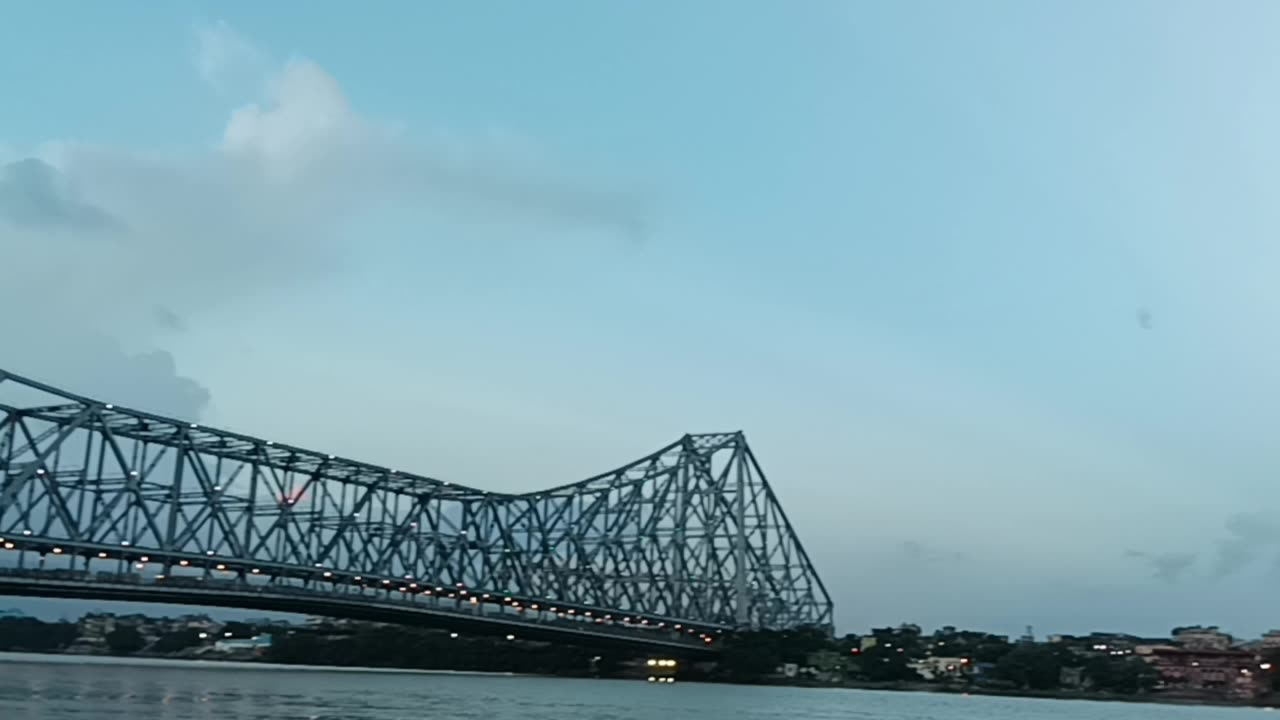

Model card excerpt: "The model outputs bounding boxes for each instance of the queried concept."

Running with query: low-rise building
[1172,626,1234,651]
[66,613,114,653]
[1138,645,1265,701]
[1049,632,1164,658]
[908,656,972,681]
[1258,630,1280,650]
[213,634,274,654]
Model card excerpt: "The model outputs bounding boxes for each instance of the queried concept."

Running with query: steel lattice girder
[0,368,833,630]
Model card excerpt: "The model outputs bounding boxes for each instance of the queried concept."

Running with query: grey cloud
[0,337,210,421]
[1208,511,1280,577]
[0,156,208,420]
[154,306,187,333]
[88,348,210,419]
[1223,511,1280,543]
[901,540,923,559]
[382,150,653,242]
[0,158,122,230]
[899,540,967,563]
[1125,550,1197,583]
[1215,541,1254,578]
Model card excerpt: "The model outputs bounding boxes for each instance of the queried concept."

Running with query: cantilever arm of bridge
[0,367,833,633]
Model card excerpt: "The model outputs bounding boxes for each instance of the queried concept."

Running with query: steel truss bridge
[0,369,832,654]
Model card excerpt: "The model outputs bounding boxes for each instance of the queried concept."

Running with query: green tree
[105,625,146,655]
[855,645,922,682]
[0,618,78,651]
[806,649,846,680]
[994,644,1072,690]
[713,627,842,683]
[972,637,1014,664]
[152,628,205,653]
[927,628,1012,664]
[1081,656,1157,694]
[719,632,784,682]
[221,621,257,639]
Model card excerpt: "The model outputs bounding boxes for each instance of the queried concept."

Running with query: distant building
[863,624,924,653]
[1049,632,1162,658]
[908,656,972,681]
[1139,645,1264,701]
[213,635,274,654]
[1260,630,1280,650]
[177,615,216,631]
[66,613,115,653]
[304,616,366,631]
[1172,626,1234,651]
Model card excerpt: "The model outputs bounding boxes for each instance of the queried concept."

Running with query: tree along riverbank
[4,614,1279,707]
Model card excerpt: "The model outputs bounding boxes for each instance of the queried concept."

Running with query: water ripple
[0,653,1267,720]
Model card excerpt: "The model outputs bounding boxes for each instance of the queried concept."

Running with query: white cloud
[215,56,650,235]
[0,21,650,418]
[222,59,367,180]
[195,20,269,94]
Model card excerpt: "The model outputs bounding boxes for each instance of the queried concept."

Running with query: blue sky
[4,1,1280,637]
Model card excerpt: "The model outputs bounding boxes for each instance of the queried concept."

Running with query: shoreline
[0,650,1273,709]
[766,678,1273,709]
[0,650,522,678]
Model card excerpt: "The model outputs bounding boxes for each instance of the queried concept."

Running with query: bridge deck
[0,568,719,655]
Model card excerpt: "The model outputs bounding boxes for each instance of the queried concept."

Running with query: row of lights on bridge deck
[186,555,717,641]
[0,538,721,643]
[439,632,519,642]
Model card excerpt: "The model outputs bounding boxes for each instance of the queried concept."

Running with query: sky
[3,0,1280,639]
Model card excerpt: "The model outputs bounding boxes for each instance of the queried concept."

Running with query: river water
[0,653,1266,719]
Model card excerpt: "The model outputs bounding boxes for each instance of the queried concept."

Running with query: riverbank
[724,676,1276,709]
[1,614,1274,709]
[1,648,1270,710]
[5,656,1221,720]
